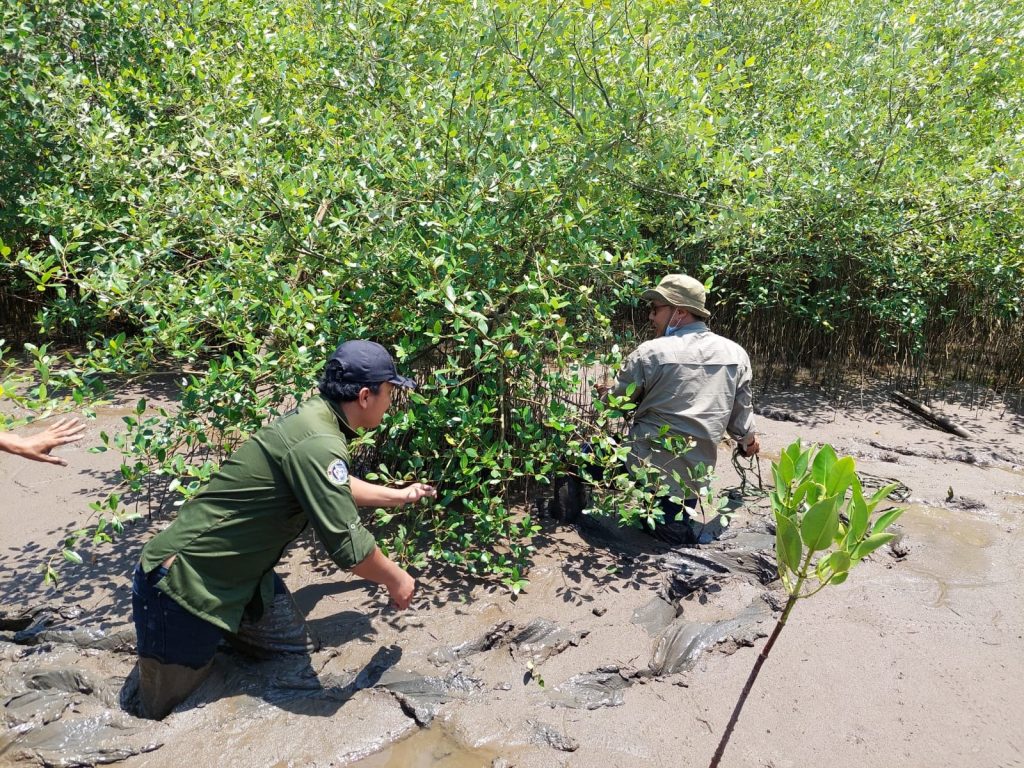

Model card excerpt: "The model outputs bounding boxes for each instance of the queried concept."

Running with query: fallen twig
[889,390,973,438]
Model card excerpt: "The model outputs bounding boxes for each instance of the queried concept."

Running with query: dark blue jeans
[132,564,223,670]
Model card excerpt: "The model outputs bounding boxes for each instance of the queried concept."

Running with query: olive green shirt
[140,396,376,632]
[612,321,756,499]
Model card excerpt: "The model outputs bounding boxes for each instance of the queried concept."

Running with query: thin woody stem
[707,582,802,768]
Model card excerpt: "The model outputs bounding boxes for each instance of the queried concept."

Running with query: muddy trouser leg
[551,444,603,523]
[649,497,699,545]
[132,564,223,720]
[228,572,318,658]
[659,496,697,523]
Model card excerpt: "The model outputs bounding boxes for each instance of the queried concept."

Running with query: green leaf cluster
[771,440,904,597]
[1,0,1020,584]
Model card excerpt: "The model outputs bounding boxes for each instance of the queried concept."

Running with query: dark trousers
[131,564,314,719]
[132,564,223,669]
[552,449,697,529]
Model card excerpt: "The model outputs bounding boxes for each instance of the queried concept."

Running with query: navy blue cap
[328,340,416,389]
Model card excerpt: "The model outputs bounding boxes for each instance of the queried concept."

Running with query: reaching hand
[1,417,86,466]
[402,482,437,504]
[387,571,417,610]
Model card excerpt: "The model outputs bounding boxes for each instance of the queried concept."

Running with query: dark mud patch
[428,621,515,667]
[2,605,135,654]
[508,619,587,664]
[0,639,414,765]
[0,609,42,633]
[529,719,579,752]
[545,667,634,710]
[656,529,778,601]
[866,440,1022,471]
[0,711,162,768]
[754,406,803,424]
[631,596,677,636]
[429,617,585,669]
[0,652,159,767]
[12,625,135,653]
[650,598,771,676]
[377,667,484,726]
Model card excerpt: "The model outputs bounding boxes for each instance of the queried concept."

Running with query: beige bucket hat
[641,274,710,319]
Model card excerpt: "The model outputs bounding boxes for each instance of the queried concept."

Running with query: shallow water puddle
[347,726,505,768]
[897,503,1003,606]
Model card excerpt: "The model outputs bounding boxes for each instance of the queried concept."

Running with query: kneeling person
[592,274,759,543]
[132,340,435,719]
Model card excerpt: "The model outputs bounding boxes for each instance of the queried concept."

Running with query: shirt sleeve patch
[327,459,350,486]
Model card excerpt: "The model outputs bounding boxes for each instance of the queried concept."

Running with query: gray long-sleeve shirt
[612,321,756,499]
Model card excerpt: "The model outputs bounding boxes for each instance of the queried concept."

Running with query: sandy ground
[1,381,1023,768]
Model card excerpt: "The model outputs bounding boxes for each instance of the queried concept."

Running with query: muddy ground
[1,381,1023,767]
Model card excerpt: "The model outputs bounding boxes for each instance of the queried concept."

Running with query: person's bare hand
[740,436,761,457]
[12,417,86,465]
[387,571,416,610]
[402,482,437,504]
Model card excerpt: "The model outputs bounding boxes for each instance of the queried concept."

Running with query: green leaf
[43,565,60,587]
[62,549,83,565]
[770,463,784,497]
[805,481,825,506]
[791,478,816,510]
[871,507,905,535]
[810,444,837,484]
[852,533,895,561]
[868,483,902,511]
[848,477,869,542]
[783,439,802,465]
[815,554,833,582]
[774,510,802,573]
[800,496,840,552]
[792,443,810,478]
[825,456,856,498]
[777,450,794,489]
[828,550,851,574]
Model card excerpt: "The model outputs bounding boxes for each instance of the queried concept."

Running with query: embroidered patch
[327,459,350,486]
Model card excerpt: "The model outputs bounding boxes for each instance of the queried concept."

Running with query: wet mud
[0,644,159,767]
[650,598,770,676]
[866,439,1022,471]
[377,667,483,726]
[0,515,788,766]
[544,668,633,710]
[4,381,1023,767]
[346,724,507,767]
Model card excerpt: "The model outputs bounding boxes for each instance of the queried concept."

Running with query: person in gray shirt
[595,274,760,542]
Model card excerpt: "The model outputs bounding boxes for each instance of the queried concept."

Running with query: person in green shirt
[131,340,436,719]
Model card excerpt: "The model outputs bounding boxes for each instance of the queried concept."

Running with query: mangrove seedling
[708,439,905,768]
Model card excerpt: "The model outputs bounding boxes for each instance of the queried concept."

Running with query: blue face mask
[665,310,701,336]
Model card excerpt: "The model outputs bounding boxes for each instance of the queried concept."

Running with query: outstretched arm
[351,546,416,609]
[350,476,437,507]
[0,417,86,465]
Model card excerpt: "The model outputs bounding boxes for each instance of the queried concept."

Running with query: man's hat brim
[642,288,710,319]
[389,374,417,390]
[642,288,669,304]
